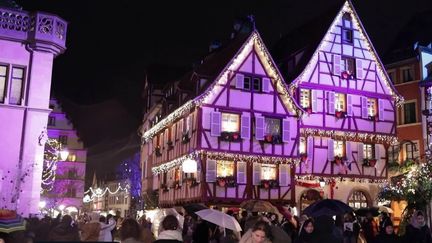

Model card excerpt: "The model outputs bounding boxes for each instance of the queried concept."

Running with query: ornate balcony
[0,7,67,55]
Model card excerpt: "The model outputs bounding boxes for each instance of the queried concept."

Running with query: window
[244,77,251,90]
[0,65,7,103]
[401,67,414,82]
[334,140,345,157]
[252,77,261,92]
[388,70,396,83]
[368,98,377,117]
[221,113,240,133]
[335,93,346,112]
[348,191,369,209]
[216,160,234,177]
[48,116,56,126]
[387,145,400,163]
[59,135,68,145]
[299,137,306,154]
[300,89,310,108]
[342,13,353,44]
[9,67,25,105]
[261,164,276,180]
[341,57,355,75]
[67,153,77,162]
[405,141,419,160]
[363,144,375,159]
[403,102,416,124]
[264,117,282,143]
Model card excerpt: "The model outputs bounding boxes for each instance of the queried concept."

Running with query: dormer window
[341,57,355,77]
[235,73,270,93]
[300,89,311,109]
[252,77,261,92]
[342,13,353,44]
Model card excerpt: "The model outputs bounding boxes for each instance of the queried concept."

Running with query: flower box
[368,115,379,121]
[216,176,236,187]
[363,158,377,167]
[260,179,279,189]
[341,71,353,80]
[335,111,346,119]
[182,134,190,144]
[183,177,198,187]
[155,146,162,157]
[333,156,346,165]
[264,134,282,144]
[306,107,313,114]
[220,131,241,142]
[299,153,308,162]
[167,141,174,150]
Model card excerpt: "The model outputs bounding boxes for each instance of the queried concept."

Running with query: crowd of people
[0,208,431,243]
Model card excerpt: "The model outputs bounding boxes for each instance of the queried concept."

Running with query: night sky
[15,0,432,185]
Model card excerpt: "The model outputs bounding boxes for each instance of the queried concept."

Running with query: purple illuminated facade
[0,5,67,215]
[41,99,87,214]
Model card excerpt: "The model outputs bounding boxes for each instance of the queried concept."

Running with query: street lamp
[319,178,326,188]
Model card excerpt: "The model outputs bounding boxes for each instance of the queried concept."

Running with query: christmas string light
[301,128,398,145]
[84,183,130,200]
[41,138,63,193]
[296,174,387,184]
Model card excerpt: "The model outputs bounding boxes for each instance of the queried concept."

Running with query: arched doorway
[300,189,322,212]
[347,190,371,209]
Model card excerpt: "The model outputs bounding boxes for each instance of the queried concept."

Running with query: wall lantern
[182,158,197,173]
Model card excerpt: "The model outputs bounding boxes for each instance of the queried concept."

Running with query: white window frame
[335,93,346,112]
[300,89,311,109]
[334,140,345,157]
[401,99,417,125]
[221,113,240,133]
[261,164,276,180]
[363,144,374,159]
[367,98,377,117]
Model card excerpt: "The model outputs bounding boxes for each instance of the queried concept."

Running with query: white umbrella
[195,209,242,232]
[378,205,394,214]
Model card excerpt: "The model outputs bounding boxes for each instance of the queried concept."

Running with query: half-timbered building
[141,28,303,207]
[273,0,403,211]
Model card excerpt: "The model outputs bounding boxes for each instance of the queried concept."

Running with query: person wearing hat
[375,218,399,243]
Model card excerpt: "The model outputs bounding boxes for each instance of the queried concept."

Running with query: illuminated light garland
[142,31,303,143]
[41,138,63,193]
[151,149,300,175]
[84,183,130,200]
[291,1,404,107]
[295,174,387,184]
[300,128,398,145]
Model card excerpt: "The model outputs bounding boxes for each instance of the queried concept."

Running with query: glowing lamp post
[182,158,197,173]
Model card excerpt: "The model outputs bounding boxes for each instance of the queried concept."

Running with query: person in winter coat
[192,220,211,243]
[79,212,102,241]
[219,228,240,243]
[314,215,342,243]
[294,218,316,243]
[342,212,360,243]
[153,214,183,243]
[375,218,400,243]
[240,220,272,243]
[404,210,432,243]
[99,215,117,241]
[47,215,80,241]
[120,218,143,243]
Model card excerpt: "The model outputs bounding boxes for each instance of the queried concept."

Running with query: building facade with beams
[40,99,87,215]
[273,0,401,211]
[0,4,67,215]
[141,28,302,207]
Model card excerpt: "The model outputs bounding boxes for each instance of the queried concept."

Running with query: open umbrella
[302,199,353,217]
[183,203,208,215]
[240,200,277,213]
[195,209,242,232]
[378,205,393,214]
[355,207,380,217]
[0,210,26,233]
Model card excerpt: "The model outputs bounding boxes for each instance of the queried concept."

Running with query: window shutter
[171,126,175,142]
[311,90,318,112]
[179,167,183,183]
[206,159,217,182]
[358,143,364,162]
[356,59,363,79]
[361,97,368,119]
[188,114,193,138]
[282,119,291,143]
[252,163,261,186]
[236,73,244,89]
[346,142,352,162]
[378,99,385,121]
[196,161,201,183]
[327,138,334,161]
[178,119,184,139]
[328,92,335,114]
[164,129,168,146]
[279,164,290,186]
[210,111,221,137]
[333,54,341,76]
[237,162,247,184]
[307,137,314,158]
[241,114,251,139]
[375,144,380,160]
[255,116,265,140]
[262,78,270,93]
[347,95,353,116]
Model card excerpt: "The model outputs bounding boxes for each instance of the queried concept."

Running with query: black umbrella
[355,207,380,217]
[183,203,208,215]
[302,199,353,217]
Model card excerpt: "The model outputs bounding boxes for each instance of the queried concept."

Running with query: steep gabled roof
[272,0,344,83]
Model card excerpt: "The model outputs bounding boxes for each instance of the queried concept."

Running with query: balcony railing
[0,7,67,54]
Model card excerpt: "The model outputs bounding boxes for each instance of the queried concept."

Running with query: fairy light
[296,174,387,184]
[41,138,63,193]
[84,183,130,200]
[292,1,403,107]
[301,128,398,145]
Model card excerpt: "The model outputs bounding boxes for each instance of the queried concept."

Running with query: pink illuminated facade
[40,99,87,214]
[0,6,67,215]
[275,1,401,210]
